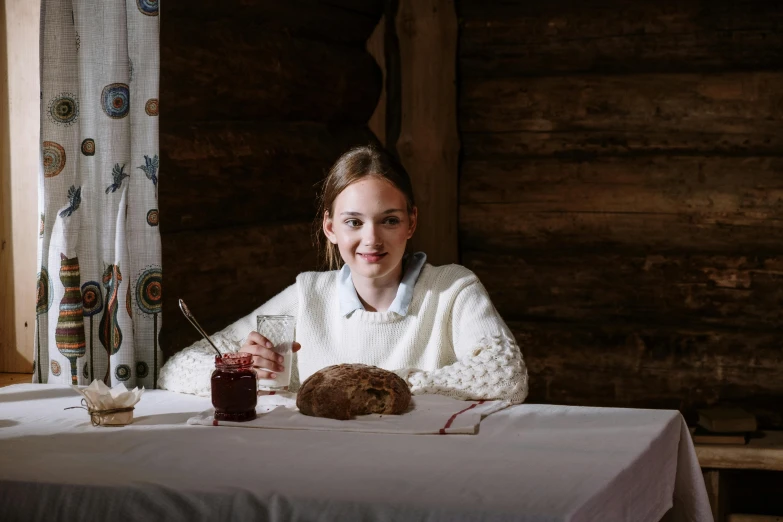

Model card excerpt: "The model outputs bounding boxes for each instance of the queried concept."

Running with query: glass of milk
[255,315,295,391]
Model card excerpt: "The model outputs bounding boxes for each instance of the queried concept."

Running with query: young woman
[159,145,528,403]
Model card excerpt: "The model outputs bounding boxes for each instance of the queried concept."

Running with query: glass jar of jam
[211,352,257,422]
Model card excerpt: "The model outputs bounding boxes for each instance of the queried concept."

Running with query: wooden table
[695,431,783,522]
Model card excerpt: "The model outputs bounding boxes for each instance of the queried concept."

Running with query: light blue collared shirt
[338,252,428,317]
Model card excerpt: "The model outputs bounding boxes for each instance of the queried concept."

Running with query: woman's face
[323,176,417,284]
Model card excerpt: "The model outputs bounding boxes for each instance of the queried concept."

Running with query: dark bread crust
[296,364,412,420]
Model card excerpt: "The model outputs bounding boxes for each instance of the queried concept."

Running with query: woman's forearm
[397,332,528,404]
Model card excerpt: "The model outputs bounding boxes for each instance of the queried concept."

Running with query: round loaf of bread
[296,364,412,420]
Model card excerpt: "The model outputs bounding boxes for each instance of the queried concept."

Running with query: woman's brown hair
[314,144,416,270]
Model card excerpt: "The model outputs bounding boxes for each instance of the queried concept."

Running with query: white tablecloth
[0,384,712,522]
[188,393,513,434]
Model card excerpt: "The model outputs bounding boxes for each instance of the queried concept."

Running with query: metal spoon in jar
[178,299,223,358]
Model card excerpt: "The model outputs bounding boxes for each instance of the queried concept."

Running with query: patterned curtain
[35,0,161,388]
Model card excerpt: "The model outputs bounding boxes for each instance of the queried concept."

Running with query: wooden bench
[695,431,783,522]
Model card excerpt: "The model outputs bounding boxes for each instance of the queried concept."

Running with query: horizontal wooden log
[460,72,783,135]
[322,0,385,17]
[159,222,319,356]
[159,123,375,233]
[510,320,783,420]
[464,251,783,330]
[461,156,783,209]
[163,0,383,46]
[461,130,783,159]
[460,204,783,255]
[458,0,783,76]
[459,155,783,253]
[161,20,381,124]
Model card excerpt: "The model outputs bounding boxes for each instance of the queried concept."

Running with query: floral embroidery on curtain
[36,0,161,388]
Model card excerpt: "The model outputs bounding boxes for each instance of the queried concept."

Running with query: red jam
[211,352,257,422]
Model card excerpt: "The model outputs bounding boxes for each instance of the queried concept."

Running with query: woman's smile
[358,252,387,263]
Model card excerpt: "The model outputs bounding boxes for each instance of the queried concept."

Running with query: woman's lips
[358,253,387,263]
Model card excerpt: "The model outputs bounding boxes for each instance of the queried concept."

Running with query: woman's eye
[384,217,401,225]
[345,219,361,228]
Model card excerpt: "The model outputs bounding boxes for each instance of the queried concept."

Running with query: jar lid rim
[215,352,253,367]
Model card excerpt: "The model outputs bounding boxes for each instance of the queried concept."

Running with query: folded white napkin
[71,380,144,426]
[187,393,510,434]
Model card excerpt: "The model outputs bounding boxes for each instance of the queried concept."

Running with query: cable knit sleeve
[158,282,299,396]
[398,279,529,404]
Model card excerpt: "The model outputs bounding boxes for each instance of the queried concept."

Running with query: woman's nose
[363,224,382,246]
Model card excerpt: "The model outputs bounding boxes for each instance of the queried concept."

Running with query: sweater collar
[338,252,427,317]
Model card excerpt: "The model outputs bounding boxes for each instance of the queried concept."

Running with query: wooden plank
[506,321,783,412]
[466,251,783,330]
[322,0,385,17]
[391,0,460,265]
[728,515,783,522]
[459,156,783,253]
[703,470,728,522]
[161,20,381,124]
[159,222,318,356]
[0,0,12,374]
[0,373,32,388]
[159,123,373,233]
[0,0,38,372]
[163,0,382,46]
[458,0,783,76]
[460,207,783,255]
[461,156,783,209]
[461,128,783,159]
[697,431,783,471]
[460,72,783,135]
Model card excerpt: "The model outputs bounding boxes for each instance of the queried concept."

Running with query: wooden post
[389,0,460,265]
[0,0,39,372]
[703,469,728,522]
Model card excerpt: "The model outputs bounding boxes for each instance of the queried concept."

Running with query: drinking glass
[256,315,295,391]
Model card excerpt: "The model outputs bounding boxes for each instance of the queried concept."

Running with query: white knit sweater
[159,264,528,403]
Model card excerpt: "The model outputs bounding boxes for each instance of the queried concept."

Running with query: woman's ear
[322,211,338,244]
[407,206,418,239]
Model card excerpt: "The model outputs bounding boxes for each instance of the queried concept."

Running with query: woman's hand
[241,331,302,380]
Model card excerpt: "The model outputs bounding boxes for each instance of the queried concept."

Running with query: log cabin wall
[158,1,383,355]
[457,0,783,419]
